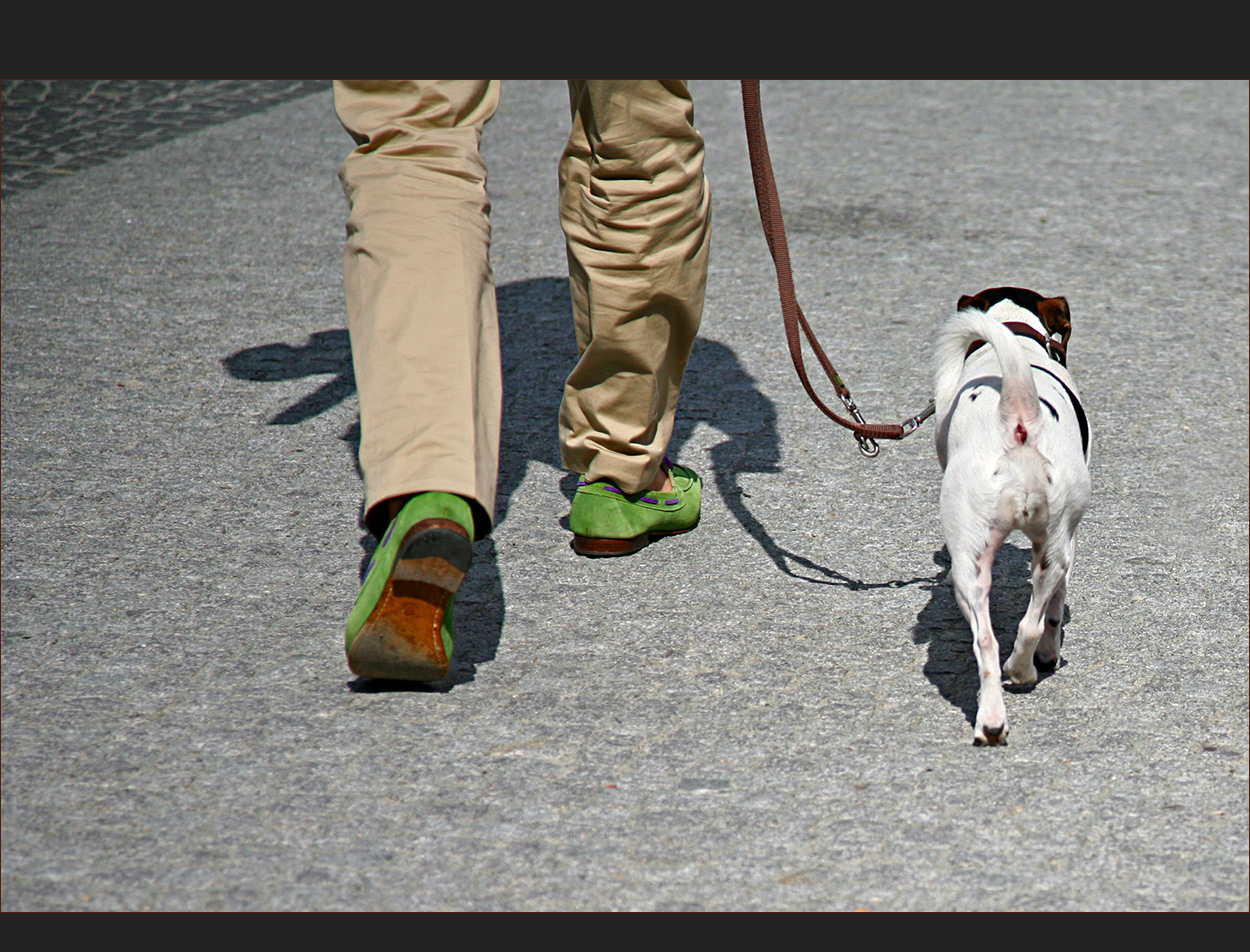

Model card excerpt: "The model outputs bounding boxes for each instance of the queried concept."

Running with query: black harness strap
[1031,363,1090,458]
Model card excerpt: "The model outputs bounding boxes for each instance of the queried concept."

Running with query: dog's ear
[958,293,989,312]
[1038,296,1072,346]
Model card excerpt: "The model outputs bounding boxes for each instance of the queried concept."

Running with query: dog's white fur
[935,296,1091,745]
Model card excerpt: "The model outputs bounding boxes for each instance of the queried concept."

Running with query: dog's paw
[1003,655,1038,686]
[974,697,1008,746]
[1035,628,1062,670]
[1034,647,1060,671]
[974,720,1009,746]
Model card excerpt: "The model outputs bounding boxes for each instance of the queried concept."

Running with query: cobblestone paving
[1,80,330,197]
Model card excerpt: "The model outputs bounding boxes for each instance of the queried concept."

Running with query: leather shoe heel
[346,493,473,681]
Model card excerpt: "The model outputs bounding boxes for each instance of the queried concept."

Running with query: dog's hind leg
[1035,572,1067,670]
[1035,531,1076,670]
[1005,536,1070,686]
[950,527,1010,745]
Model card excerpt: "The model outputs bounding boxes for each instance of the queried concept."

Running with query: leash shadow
[718,481,937,591]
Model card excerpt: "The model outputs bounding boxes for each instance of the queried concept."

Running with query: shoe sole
[347,519,472,681]
[572,520,698,558]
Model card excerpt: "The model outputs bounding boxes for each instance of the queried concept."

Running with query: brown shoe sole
[571,521,697,558]
[346,519,471,681]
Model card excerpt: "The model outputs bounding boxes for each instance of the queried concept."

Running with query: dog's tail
[935,308,1042,452]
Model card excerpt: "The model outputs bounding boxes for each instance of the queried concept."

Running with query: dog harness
[1031,363,1090,459]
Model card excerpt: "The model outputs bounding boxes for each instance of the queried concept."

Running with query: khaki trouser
[336,81,710,539]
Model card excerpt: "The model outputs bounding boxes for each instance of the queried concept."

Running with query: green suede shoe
[345,492,473,681]
[569,458,701,557]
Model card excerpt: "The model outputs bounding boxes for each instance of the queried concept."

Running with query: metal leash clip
[838,393,880,458]
[855,433,880,458]
[900,401,936,437]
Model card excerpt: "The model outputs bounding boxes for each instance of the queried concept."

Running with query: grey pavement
[2,80,1246,911]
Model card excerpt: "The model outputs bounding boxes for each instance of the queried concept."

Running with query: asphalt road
[2,80,1246,911]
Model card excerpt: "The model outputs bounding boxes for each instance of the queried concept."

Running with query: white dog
[934,287,1091,745]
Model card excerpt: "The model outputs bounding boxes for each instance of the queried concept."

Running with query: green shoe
[569,457,701,557]
[345,492,473,681]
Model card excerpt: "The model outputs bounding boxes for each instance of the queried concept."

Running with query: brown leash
[741,80,934,457]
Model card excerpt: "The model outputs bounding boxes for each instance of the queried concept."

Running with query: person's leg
[337,80,501,542]
[335,80,501,678]
[558,80,711,554]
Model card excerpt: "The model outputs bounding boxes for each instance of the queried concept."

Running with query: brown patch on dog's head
[959,287,1045,314]
[957,288,1072,346]
[1037,296,1071,348]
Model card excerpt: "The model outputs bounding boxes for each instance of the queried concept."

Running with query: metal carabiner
[856,433,881,457]
[840,395,881,457]
[900,401,936,437]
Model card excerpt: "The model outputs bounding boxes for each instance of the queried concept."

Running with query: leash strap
[740,80,933,456]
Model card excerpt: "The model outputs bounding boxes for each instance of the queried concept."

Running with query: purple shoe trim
[665,499,679,506]
[641,496,658,505]
[580,479,631,495]
[380,519,396,547]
